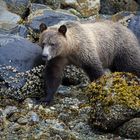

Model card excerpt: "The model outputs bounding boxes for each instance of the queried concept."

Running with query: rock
[117,118,140,139]
[58,113,70,123]
[0,25,28,38]
[8,112,21,122]
[87,72,140,137]
[57,85,71,96]
[3,106,19,119]
[61,0,100,17]
[17,117,28,125]
[27,9,79,32]
[22,98,36,110]
[110,11,134,22]
[100,0,139,15]
[128,15,140,43]
[0,34,43,99]
[7,122,24,133]
[3,0,30,16]
[63,65,89,86]
[35,0,100,17]
[0,1,28,37]
[0,1,20,32]
[0,84,131,139]
[28,112,40,125]
[33,0,61,9]
[31,3,52,12]
[30,0,45,4]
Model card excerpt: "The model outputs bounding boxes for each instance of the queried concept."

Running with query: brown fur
[39,21,140,104]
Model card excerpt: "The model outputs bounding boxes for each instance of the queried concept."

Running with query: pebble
[17,117,28,125]
[28,112,39,124]
[3,106,18,119]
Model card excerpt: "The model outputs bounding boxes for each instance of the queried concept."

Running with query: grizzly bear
[39,21,140,104]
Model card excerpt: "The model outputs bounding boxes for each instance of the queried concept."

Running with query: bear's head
[39,23,68,61]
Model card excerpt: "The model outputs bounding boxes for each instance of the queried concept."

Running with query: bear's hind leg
[112,52,140,77]
[83,64,104,81]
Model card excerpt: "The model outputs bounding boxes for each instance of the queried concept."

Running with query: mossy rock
[86,72,140,135]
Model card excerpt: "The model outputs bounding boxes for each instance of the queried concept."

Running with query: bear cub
[39,21,140,104]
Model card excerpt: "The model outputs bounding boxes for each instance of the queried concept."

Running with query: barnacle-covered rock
[0,65,45,100]
[87,72,140,138]
[0,34,44,100]
[63,65,89,86]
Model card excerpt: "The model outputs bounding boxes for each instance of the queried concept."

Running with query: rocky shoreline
[0,0,140,139]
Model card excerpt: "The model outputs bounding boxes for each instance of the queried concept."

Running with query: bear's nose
[42,55,48,61]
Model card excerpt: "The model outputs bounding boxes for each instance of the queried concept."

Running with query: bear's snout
[42,54,48,61]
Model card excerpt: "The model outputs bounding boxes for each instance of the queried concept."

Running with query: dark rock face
[0,34,43,89]
[28,9,79,32]
[128,16,140,43]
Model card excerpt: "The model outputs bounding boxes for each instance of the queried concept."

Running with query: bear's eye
[41,43,45,48]
[50,43,55,47]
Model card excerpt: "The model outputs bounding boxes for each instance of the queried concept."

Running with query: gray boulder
[0,34,43,90]
[27,9,79,32]
[3,0,30,16]
[128,16,140,44]
[0,1,28,38]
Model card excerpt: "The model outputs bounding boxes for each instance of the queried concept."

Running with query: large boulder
[0,1,28,38]
[0,1,20,30]
[60,0,100,18]
[3,0,30,16]
[31,3,51,12]
[31,0,100,18]
[87,72,140,139]
[128,16,140,43]
[27,9,79,32]
[0,34,43,99]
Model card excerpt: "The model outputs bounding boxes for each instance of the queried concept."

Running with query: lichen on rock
[86,72,140,136]
[87,72,140,110]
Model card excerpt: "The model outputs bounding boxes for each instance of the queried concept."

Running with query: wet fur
[40,21,140,103]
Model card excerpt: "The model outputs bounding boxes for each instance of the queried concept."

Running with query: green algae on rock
[86,72,140,135]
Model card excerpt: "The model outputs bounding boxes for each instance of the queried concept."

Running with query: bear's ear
[58,25,67,36]
[39,23,47,33]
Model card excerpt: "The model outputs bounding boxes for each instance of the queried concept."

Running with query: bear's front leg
[44,57,68,104]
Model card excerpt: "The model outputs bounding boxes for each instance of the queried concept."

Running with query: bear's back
[66,21,140,68]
